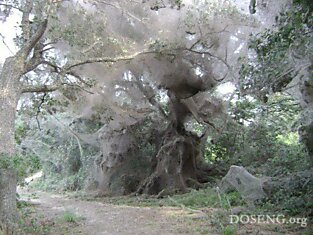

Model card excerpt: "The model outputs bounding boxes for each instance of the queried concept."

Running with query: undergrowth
[98,188,244,210]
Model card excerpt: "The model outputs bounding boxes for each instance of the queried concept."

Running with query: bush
[0,153,41,183]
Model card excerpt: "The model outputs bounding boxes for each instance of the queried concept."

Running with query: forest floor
[17,187,214,235]
[16,183,310,235]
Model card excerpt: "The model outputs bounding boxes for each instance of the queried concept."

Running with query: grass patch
[59,210,84,223]
[221,225,237,235]
[17,200,32,209]
[102,188,244,210]
[16,200,84,234]
[17,204,53,234]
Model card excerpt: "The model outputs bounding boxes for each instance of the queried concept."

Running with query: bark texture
[137,126,203,196]
[136,94,214,196]
[0,57,22,235]
[299,75,313,166]
[0,170,18,235]
[0,2,52,233]
[0,57,22,155]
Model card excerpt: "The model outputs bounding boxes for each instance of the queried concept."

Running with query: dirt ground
[17,188,213,235]
[17,186,311,235]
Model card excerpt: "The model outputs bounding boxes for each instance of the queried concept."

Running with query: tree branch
[0,3,23,12]
[21,0,33,42]
[24,39,46,73]
[19,19,48,60]
[62,82,94,94]
[0,32,14,55]
[35,92,47,130]
[21,83,60,93]
[187,48,232,71]
[42,60,61,72]
[66,71,93,87]
[64,51,153,71]
[133,76,168,119]
[96,1,144,24]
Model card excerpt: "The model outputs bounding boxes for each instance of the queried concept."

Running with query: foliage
[203,89,311,216]
[17,207,52,234]
[239,0,312,96]
[231,0,313,217]
[15,119,28,145]
[262,171,313,216]
[16,202,84,234]
[205,93,308,176]
[0,153,41,182]
[0,154,13,169]
[102,187,244,210]
[2,1,311,231]
[16,113,98,191]
[221,225,237,235]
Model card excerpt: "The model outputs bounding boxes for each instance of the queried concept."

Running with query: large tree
[0,0,144,233]
[0,0,251,232]
[0,1,52,232]
[58,0,252,196]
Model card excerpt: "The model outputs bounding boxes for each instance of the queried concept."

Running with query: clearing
[17,187,212,235]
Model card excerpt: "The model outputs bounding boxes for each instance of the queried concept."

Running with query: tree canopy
[0,0,312,234]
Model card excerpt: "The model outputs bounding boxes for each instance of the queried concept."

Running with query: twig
[0,3,24,12]
[35,92,47,130]
[49,113,84,159]
[0,32,14,55]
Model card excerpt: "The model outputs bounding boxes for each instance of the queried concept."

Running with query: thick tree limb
[21,0,33,42]
[21,83,60,93]
[133,76,168,119]
[21,79,93,94]
[19,19,48,60]
[24,58,43,74]
[64,51,154,71]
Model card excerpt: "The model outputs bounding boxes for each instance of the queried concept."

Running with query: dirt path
[18,188,211,235]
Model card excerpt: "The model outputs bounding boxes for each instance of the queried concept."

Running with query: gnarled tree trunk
[88,57,219,197]
[137,94,213,196]
[137,126,203,196]
[0,56,22,235]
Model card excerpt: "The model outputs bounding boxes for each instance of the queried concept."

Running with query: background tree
[58,0,253,196]
[239,0,313,165]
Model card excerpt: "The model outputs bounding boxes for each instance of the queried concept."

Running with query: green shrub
[0,153,41,182]
[222,225,237,235]
[59,210,83,223]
